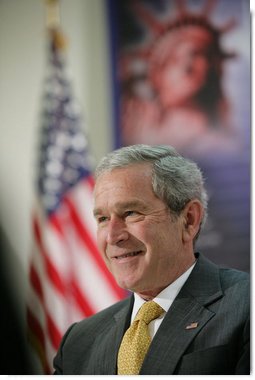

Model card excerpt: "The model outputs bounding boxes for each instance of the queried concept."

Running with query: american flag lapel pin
[185,322,199,330]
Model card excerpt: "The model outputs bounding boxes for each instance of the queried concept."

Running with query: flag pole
[44,0,67,51]
[45,0,61,30]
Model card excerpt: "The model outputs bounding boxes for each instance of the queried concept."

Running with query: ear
[181,200,204,244]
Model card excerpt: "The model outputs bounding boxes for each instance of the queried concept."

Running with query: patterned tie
[117,301,165,375]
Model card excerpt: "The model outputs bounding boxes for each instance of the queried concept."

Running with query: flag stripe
[33,215,67,297]
[46,313,62,350]
[27,308,51,374]
[27,307,46,351]
[71,279,94,316]
[50,212,66,236]
[65,196,125,299]
[30,265,44,302]
[68,227,121,311]
[29,263,65,350]
[68,180,98,239]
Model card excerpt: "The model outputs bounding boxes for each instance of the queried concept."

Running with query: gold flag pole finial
[45,0,67,51]
[45,0,60,29]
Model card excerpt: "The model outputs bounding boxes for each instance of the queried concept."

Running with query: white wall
[0,0,111,339]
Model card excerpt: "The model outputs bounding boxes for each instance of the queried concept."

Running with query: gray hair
[95,144,208,227]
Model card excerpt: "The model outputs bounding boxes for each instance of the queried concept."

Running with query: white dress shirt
[131,262,196,339]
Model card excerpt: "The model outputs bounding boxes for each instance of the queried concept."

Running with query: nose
[106,217,129,245]
[183,54,194,74]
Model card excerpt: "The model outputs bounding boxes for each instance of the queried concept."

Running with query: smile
[114,251,143,260]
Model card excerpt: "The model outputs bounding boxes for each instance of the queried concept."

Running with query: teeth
[115,251,140,259]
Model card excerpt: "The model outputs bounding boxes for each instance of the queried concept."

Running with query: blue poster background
[106,0,250,272]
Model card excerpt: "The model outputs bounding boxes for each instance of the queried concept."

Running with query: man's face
[93,163,190,299]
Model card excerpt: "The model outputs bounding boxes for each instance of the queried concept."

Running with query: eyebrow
[93,200,148,217]
[93,208,102,217]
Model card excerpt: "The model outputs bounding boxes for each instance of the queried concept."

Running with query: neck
[136,256,196,301]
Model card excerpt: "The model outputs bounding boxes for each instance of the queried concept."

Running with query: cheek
[135,225,164,253]
[129,223,152,242]
[155,223,181,250]
[193,58,209,80]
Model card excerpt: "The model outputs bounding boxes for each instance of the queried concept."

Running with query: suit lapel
[141,254,223,375]
[86,296,133,374]
[141,291,215,374]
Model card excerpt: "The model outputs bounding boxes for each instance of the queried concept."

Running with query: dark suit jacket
[53,253,250,375]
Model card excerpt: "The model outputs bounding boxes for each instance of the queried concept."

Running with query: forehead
[95,163,152,192]
[94,163,158,208]
[151,26,213,61]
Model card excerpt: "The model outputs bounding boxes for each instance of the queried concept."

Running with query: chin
[116,277,141,293]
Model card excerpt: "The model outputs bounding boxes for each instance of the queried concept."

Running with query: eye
[97,216,108,224]
[123,209,144,222]
[125,210,136,217]
[124,210,141,219]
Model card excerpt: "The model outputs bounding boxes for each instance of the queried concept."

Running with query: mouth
[113,250,143,260]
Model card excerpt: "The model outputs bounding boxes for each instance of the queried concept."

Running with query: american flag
[27,29,126,374]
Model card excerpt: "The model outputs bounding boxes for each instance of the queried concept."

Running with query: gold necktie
[117,301,164,375]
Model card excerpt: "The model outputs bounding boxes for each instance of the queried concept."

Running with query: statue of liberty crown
[131,0,237,59]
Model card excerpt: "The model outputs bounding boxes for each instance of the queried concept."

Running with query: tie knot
[135,301,164,325]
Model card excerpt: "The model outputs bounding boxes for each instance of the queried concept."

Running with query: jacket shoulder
[66,296,131,339]
[219,266,249,288]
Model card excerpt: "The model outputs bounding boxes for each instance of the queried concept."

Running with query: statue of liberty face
[148,26,216,107]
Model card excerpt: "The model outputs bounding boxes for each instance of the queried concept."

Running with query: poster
[107,0,250,271]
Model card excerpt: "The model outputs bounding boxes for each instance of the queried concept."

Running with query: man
[53,144,249,375]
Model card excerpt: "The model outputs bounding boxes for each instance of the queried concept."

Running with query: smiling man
[53,144,250,375]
